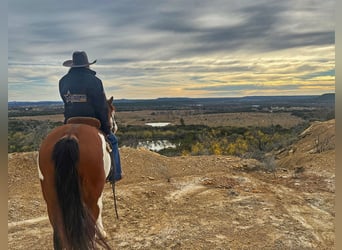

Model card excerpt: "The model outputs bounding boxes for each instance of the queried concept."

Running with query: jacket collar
[69,67,96,75]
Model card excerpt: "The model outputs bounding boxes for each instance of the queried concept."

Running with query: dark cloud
[9,0,334,60]
[301,69,335,80]
[268,31,334,50]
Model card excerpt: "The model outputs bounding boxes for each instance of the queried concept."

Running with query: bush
[8,119,62,153]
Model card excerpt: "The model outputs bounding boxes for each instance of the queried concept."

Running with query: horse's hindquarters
[38,124,109,249]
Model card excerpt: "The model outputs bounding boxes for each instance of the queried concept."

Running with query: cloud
[301,69,335,80]
[8,0,335,101]
[184,82,335,92]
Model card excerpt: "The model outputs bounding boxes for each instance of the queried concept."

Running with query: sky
[8,0,335,101]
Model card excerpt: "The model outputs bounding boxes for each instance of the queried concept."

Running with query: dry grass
[13,110,304,128]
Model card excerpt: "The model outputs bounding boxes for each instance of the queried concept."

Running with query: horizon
[8,1,335,102]
[8,92,335,103]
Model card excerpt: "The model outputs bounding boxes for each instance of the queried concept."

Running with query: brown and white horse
[37,97,116,249]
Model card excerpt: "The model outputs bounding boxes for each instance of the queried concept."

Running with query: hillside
[8,119,335,249]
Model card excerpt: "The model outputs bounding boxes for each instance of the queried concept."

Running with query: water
[137,122,174,151]
[138,140,176,151]
[145,122,171,127]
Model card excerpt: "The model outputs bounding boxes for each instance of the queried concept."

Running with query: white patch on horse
[111,111,118,134]
[96,193,106,238]
[37,153,44,180]
[97,133,111,238]
[98,133,111,179]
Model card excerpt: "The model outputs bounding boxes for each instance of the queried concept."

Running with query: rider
[59,51,122,183]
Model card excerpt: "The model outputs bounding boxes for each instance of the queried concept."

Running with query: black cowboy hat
[63,51,97,67]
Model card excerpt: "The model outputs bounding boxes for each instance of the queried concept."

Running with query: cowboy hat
[63,51,97,67]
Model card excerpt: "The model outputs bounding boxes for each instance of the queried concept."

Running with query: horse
[37,96,116,250]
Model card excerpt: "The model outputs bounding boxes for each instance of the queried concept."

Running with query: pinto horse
[38,97,116,249]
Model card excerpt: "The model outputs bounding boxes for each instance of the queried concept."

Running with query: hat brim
[63,59,97,67]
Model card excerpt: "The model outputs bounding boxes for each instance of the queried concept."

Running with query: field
[13,110,304,128]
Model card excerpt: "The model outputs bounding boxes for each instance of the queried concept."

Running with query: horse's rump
[38,124,111,249]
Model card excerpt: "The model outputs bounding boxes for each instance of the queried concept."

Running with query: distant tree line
[8,108,64,117]
[291,108,335,122]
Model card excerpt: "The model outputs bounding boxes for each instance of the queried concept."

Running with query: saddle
[66,117,101,129]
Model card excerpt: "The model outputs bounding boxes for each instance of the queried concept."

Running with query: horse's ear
[109,96,114,103]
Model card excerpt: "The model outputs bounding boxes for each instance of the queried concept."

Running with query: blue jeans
[106,133,122,181]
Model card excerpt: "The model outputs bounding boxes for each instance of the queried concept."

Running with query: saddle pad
[66,117,101,129]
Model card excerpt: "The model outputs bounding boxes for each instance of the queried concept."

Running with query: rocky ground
[8,119,335,249]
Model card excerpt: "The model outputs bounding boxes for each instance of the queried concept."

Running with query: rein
[108,100,119,219]
[111,182,119,220]
[108,137,119,220]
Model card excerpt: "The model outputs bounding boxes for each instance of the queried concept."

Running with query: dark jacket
[59,67,111,134]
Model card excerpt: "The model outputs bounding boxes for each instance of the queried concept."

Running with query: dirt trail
[8,120,335,249]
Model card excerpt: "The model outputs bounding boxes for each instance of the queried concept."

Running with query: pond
[137,140,176,152]
[145,122,171,127]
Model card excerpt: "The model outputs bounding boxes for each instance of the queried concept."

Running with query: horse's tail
[52,135,96,249]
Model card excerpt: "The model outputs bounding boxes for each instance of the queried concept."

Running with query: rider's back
[59,67,110,134]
